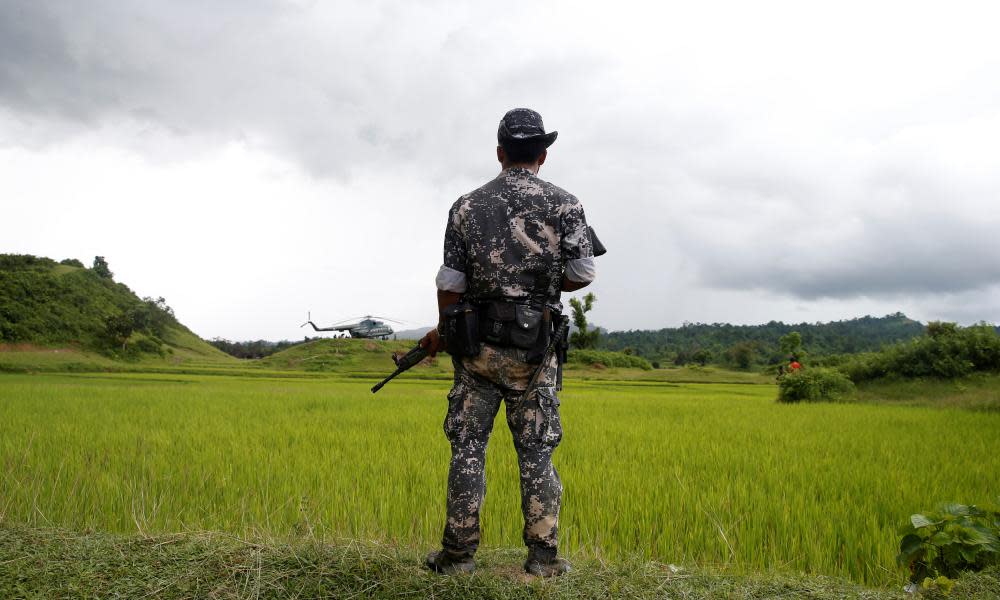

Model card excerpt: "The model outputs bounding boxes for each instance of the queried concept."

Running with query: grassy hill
[257,337,451,378]
[0,254,231,368]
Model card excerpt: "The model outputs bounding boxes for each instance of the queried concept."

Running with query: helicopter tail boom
[300,320,353,332]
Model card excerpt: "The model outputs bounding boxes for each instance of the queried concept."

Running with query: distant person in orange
[789,359,802,371]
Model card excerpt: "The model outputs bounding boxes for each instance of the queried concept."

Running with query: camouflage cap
[498,108,558,147]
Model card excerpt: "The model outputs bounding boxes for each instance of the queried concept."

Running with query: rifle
[512,315,570,411]
[371,343,430,393]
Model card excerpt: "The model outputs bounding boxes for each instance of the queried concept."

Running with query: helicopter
[300,313,401,340]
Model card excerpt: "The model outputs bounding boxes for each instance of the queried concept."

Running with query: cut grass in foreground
[9,525,1000,599]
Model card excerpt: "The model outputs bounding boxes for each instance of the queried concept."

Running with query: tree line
[208,338,308,359]
[597,313,936,368]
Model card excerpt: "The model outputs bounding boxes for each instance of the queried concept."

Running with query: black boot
[424,549,476,575]
[524,547,571,577]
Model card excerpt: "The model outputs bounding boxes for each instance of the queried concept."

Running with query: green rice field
[1,372,998,587]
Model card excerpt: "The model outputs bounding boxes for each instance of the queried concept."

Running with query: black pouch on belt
[442,302,481,357]
[480,302,517,346]
[523,307,551,365]
[479,301,548,363]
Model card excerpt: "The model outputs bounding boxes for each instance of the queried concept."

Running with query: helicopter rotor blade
[324,316,370,326]
[362,315,407,325]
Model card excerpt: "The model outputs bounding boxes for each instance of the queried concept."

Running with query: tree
[691,348,712,366]
[779,331,803,360]
[59,258,84,268]
[726,341,757,369]
[105,313,134,350]
[926,321,958,339]
[92,256,113,279]
[139,296,176,337]
[569,292,599,349]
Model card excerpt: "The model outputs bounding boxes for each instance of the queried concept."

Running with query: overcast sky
[3,0,999,341]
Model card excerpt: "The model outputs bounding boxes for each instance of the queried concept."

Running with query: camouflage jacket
[435,167,595,307]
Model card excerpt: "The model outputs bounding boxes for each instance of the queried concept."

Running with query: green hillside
[0,254,230,364]
[257,337,451,378]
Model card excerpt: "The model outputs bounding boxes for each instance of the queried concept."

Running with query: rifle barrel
[371,369,403,394]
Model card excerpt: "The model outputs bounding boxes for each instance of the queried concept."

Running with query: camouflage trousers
[441,344,563,559]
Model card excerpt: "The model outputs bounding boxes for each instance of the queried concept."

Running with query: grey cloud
[0,0,612,182]
[674,166,1000,299]
[920,286,1000,326]
[0,3,135,123]
[0,0,724,186]
[0,2,444,176]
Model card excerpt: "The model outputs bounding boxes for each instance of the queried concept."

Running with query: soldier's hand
[420,328,446,358]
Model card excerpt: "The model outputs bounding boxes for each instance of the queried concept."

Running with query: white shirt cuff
[565,257,596,283]
[436,265,467,293]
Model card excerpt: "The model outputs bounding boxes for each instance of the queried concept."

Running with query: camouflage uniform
[435,164,595,560]
[440,167,594,309]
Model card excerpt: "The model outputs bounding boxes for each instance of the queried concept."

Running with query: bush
[777,367,855,403]
[568,349,652,370]
[103,332,167,360]
[840,322,1000,383]
[0,254,57,270]
[128,333,166,357]
[897,502,1000,587]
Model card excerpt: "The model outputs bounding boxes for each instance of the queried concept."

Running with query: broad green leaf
[959,546,980,564]
[961,525,996,546]
[942,544,962,566]
[912,514,935,529]
[898,534,924,563]
[929,532,952,546]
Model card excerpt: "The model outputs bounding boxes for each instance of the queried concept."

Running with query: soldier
[420,108,596,577]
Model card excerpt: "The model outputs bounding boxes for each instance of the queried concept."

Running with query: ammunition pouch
[445,299,567,366]
[478,301,552,364]
[441,302,481,358]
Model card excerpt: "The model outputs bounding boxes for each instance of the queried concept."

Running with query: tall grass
[1,373,998,587]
